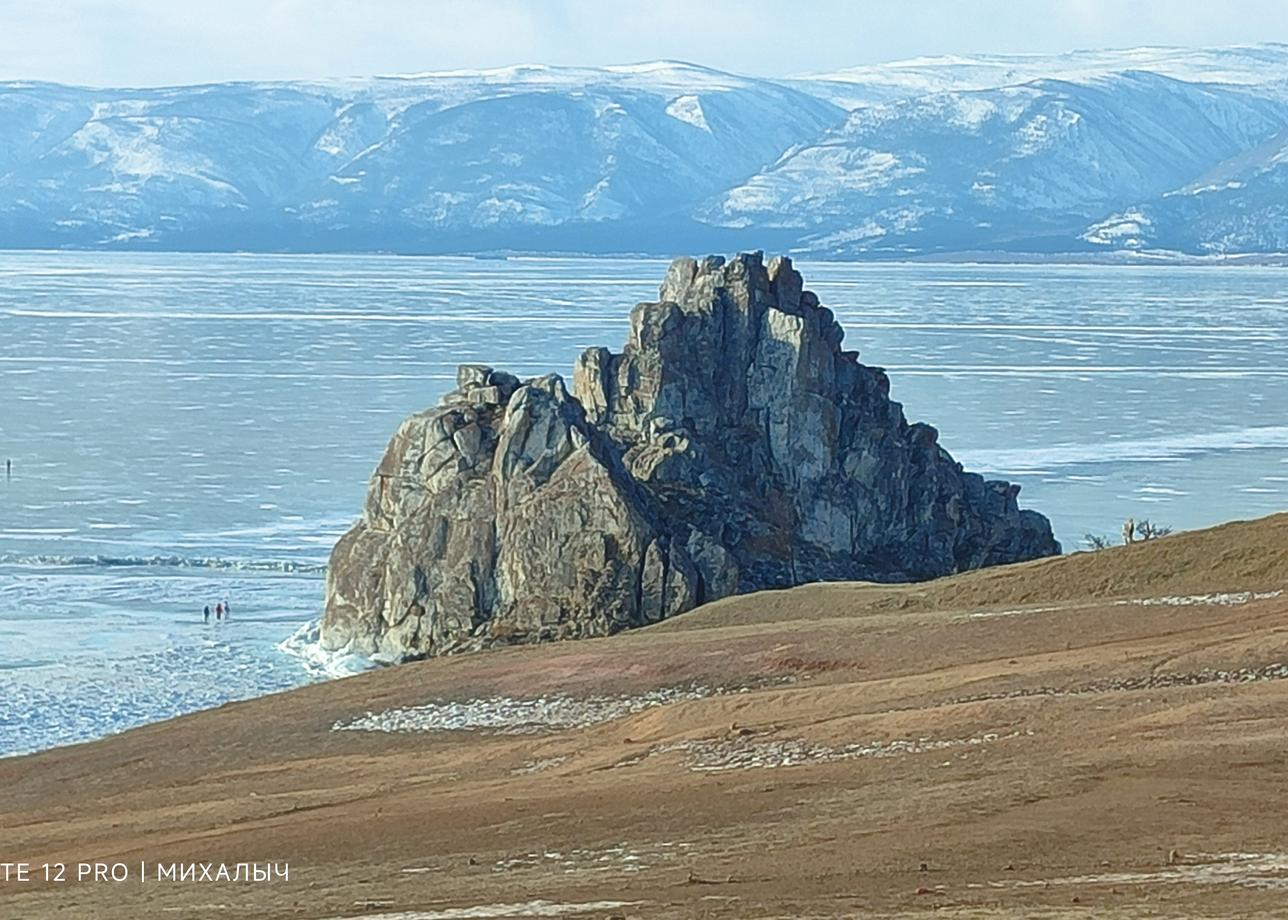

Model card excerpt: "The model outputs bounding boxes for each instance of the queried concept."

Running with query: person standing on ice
[203,605,211,623]
[223,599,230,620]
[215,602,223,621]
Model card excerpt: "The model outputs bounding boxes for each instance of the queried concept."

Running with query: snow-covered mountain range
[3,46,1288,257]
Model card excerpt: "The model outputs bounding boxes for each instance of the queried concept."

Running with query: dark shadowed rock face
[323,253,1060,659]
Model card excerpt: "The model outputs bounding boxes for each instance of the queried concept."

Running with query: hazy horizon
[7,42,1288,90]
[4,0,1288,87]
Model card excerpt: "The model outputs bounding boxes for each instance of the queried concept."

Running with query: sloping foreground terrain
[3,513,1288,919]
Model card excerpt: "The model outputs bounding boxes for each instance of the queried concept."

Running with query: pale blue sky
[3,0,1288,86]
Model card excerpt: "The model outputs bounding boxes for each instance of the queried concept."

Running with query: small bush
[1136,519,1173,541]
[1116,518,1176,545]
[1083,533,1113,550]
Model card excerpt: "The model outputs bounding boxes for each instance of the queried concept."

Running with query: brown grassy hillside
[2,512,1287,919]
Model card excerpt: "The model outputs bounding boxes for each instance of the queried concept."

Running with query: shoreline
[1,246,1287,266]
[3,512,1287,918]
[6,510,1285,759]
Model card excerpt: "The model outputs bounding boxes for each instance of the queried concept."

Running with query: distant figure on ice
[1122,517,1136,545]
[4,459,10,481]
[203,605,211,623]
[215,602,224,621]
[223,599,231,620]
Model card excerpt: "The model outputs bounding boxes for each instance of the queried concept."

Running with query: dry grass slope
[2,511,1288,920]
[662,512,1288,630]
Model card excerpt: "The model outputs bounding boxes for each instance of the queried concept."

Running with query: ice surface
[3,253,1287,756]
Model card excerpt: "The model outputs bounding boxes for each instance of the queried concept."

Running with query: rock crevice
[323,253,1060,658]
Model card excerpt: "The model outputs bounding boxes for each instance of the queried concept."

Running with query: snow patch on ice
[277,620,387,679]
[954,424,1288,472]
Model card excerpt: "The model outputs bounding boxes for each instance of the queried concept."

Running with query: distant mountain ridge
[788,44,1288,108]
[710,71,1288,256]
[3,46,1288,257]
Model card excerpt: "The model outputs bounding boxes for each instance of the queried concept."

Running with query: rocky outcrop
[323,253,1060,659]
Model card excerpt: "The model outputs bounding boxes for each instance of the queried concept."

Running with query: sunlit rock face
[323,253,1060,659]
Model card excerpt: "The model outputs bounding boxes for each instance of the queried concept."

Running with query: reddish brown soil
[3,514,1288,919]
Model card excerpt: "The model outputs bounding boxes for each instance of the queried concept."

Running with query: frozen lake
[2,252,1286,755]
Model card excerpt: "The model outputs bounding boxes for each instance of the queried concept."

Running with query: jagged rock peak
[322,252,1060,660]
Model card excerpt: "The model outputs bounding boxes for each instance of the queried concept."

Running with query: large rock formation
[323,253,1060,659]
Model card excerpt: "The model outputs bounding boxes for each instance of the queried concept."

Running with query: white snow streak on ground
[1130,590,1283,607]
[315,902,641,920]
[331,687,722,734]
[960,589,1283,621]
[984,852,1288,891]
[651,729,1035,773]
